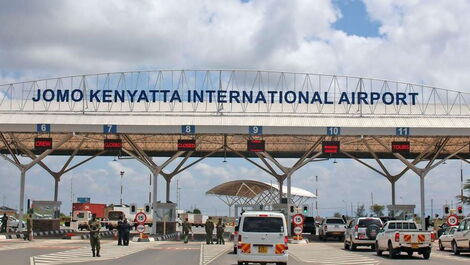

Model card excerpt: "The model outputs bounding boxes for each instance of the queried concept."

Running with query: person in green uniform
[216,218,225,245]
[88,213,101,257]
[182,218,192,244]
[1,213,8,233]
[205,217,214,244]
[24,214,33,241]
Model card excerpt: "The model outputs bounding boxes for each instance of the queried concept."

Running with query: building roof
[206,179,316,199]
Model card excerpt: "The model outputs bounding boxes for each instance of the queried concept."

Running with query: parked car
[0,216,24,231]
[318,217,347,241]
[237,211,288,265]
[438,226,458,251]
[375,220,433,259]
[302,217,316,235]
[344,217,383,250]
[451,217,470,255]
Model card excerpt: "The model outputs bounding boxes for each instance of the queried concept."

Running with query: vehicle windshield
[242,217,284,233]
[358,219,382,227]
[108,211,123,220]
[326,219,345,224]
[77,213,85,218]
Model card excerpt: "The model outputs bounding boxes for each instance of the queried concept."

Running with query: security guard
[1,213,7,233]
[182,218,192,244]
[216,218,225,245]
[205,217,214,244]
[88,213,101,257]
[121,218,131,246]
[24,214,33,241]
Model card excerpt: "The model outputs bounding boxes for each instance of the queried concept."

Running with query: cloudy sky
[1,0,470,217]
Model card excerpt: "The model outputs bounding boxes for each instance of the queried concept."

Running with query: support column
[54,178,59,202]
[419,174,425,230]
[278,180,283,203]
[287,172,292,204]
[166,179,171,203]
[151,170,160,235]
[391,181,396,206]
[19,169,26,219]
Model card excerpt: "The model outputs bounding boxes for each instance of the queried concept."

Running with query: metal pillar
[391,181,396,206]
[278,180,283,203]
[151,170,159,235]
[54,178,59,202]
[419,175,425,230]
[19,169,26,218]
[166,179,171,203]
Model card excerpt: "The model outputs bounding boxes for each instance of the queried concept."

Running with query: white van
[237,211,288,265]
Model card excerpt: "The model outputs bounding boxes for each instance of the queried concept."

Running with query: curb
[153,232,179,241]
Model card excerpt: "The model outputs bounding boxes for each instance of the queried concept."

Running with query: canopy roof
[206,179,316,199]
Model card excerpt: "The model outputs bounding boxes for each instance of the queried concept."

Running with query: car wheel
[375,242,382,256]
[388,242,397,259]
[344,240,350,250]
[351,242,357,251]
[452,241,460,255]
[438,240,444,251]
[237,262,243,265]
[233,247,237,254]
[371,244,376,250]
[422,249,431,260]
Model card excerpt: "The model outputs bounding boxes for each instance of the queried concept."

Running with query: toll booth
[31,200,61,231]
[387,204,415,220]
[155,202,177,234]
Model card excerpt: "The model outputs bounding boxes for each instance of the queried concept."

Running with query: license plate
[334,225,339,228]
[411,243,419,249]
[258,246,268,253]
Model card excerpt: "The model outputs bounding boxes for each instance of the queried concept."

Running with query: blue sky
[333,0,381,37]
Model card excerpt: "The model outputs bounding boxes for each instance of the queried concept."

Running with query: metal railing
[1,70,469,117]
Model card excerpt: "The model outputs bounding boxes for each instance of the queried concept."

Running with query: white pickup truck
[375,220,433,259]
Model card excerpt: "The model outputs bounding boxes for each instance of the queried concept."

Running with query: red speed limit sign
[447,214,459,226]
[292,214,304,225]
[135,212,147,224]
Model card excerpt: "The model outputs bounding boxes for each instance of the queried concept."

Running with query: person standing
[121,219,131,246]
[117,215,123,246]
[24,214,33,241]
[216,218,225,245]
[182,218,192,244]
[88,213,101,257]
[1,213,7,233]
[205,217,214,244]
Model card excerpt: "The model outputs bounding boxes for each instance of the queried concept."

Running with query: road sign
[292,214,304,225]
[135,212,147,224]
[136,224,145,233]
[293,225,303,235]
[447,214,459,226]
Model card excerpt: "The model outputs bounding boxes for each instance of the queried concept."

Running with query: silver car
[344,217,383,250]
[438,226,457,251]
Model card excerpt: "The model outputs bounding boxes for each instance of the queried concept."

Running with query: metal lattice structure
[2,70,470,233]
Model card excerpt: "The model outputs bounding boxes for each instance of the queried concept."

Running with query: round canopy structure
[206,179,316,209]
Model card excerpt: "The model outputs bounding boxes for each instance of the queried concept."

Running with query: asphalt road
[1,237,469,265]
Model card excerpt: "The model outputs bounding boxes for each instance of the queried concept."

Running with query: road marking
[30,241,164,265]
[0,240,84,251]
[289,243,379,265]
[152,246,199,250]
[431,251,470,262]
[200,243,232,265]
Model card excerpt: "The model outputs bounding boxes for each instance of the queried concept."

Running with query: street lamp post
[120,171,125,205]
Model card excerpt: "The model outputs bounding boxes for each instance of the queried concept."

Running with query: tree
[370,204,385,217]
[333,212,342,218]
[355,204,366,217]
[193,208,201,214]
[457,179,470,204]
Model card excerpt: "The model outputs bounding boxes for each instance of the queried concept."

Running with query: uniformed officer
[216,218,225,245]
[1,213,7,233]
[88,213,101,257]
[121,218,131,246]
[117,215,123,245]
[182,218,192,244]
[24,214,33,241]
[205,217,214,244]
